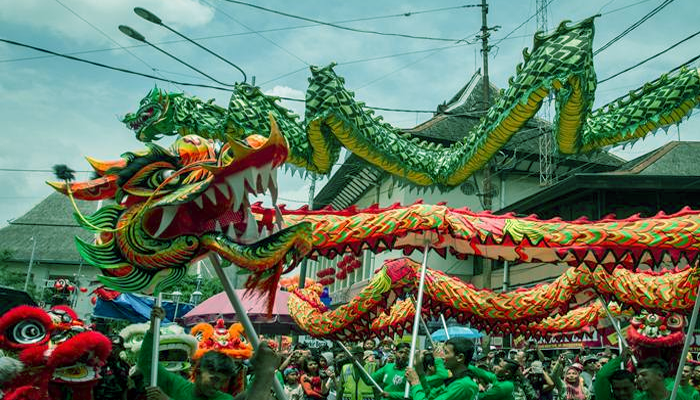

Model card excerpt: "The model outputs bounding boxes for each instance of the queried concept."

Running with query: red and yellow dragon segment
[369,298,633,340]
[287,258,699,340]
[251,201,700,271]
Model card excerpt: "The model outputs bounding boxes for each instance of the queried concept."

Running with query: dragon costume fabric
[287,258,699,340]
[122,17,700,188]
[0,305,111,400]
[119,322,198,373]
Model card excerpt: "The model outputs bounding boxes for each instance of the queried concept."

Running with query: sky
[1,0,699,228]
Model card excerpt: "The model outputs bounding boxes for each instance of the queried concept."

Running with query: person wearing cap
[405,337,479,400]
[337,346,378,400]
[579,355,599,394]
[525,360,555,400]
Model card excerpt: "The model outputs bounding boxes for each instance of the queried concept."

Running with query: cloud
[0,0,215,46]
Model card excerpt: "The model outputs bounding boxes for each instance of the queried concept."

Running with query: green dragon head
[122,87,182,142]
[49,117,312,299]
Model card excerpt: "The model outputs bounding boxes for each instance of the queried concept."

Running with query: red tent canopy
[182,289,299,335]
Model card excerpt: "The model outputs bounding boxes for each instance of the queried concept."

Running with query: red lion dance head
[0,305,111,400]
[627,310,685,371]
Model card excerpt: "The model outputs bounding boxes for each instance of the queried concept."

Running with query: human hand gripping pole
[209,254,288,400]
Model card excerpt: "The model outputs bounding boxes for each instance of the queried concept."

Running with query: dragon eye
[149,169,179,188]
[11,320,48,345]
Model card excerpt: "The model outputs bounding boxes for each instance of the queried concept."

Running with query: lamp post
[190,272,203,305]
[171,289,182,321]
[24,237,36,291]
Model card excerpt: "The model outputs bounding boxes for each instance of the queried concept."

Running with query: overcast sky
[1,0,699,228]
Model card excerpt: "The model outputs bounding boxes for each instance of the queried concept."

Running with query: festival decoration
[49,119,312,312]
[627,310,686,369]
[119,322,197,372]
[190,319,253,360]
[287,258,700,340]
[0,305,111,400]
[123,18,700,188]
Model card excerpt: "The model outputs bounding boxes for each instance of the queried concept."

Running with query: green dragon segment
[49,118,311,309]
[122,17,700,187]
[288,257,698,340]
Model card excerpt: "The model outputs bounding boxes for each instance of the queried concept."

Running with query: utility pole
[297,173,317,289]
[480,0,493,291]
[537,0,556,186]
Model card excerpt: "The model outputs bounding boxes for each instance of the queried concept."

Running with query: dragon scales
[122,17,700,188]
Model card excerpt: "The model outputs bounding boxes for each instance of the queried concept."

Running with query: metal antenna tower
[537,0,557,186]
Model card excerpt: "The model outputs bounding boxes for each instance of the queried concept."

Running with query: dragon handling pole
[669,279,700,400]
[338,342,383,392]
[209,255,289,400]
[150,293,163,386]
[404,243,431,398]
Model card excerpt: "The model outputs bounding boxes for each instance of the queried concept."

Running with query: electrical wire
[598,28,700,83]
[593,0,675,56]
[491,0,558,47]
[0,5,488,64]
[201,0,310,66]
[51,0,180,90]
[218,0,479,42]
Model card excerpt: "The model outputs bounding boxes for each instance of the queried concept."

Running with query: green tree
[169,274,224,305]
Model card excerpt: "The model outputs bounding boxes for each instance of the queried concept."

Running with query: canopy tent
[182,289,298,335]
[93,292,193,323]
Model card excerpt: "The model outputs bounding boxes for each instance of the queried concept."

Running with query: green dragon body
[123,17,700,187]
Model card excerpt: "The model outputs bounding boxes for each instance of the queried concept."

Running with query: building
[309,71,624,303]
[0,192,101,317]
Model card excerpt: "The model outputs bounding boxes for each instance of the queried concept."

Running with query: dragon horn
[85,156,126,176]
[47,175,118,200]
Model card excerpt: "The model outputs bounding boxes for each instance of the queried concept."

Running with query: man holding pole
[405,337,479,400]
[337,346,379,400]
[139,307,279,400]
[372,343,411,399]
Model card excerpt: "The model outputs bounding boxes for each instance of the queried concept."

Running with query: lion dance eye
[11,320,48,345]
[646,314,660,325]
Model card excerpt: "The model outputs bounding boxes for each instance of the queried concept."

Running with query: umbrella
[182,289,299,335]
[431,326,482,341]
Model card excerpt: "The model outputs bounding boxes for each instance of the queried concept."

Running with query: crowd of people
[82,307,700,400]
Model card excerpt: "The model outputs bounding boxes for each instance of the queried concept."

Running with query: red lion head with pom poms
[0,305,111,400]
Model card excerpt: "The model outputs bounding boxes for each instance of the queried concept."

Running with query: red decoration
[79,287,88,293]
[336,270,347,280]
[67,285,75,292]
[90,297,97,305]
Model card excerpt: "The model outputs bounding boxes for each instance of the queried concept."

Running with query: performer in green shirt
[372,343,411,399]
[405,337,479,400]
[138,307,278,400]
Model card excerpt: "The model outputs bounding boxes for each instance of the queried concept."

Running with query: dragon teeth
[225,174,245,210]
[194,196,204,209]
[154,206,178,238]
[240,208,258,243]
[226,222,237,240]
[215,183,231,200]
[215,221,223,232]
[204,188,218,205]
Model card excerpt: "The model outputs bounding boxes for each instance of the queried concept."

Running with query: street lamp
[23,237,37,292]
[132,7,247,83]
[190,289,203,306]
[171,289,182,321]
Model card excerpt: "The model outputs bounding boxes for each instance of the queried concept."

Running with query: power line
[218,0,480,42]
[492,0,557,46]
[598,28,700,83]
[202,0,310,66]
[0,5,487,65]
[593,0,675,56]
